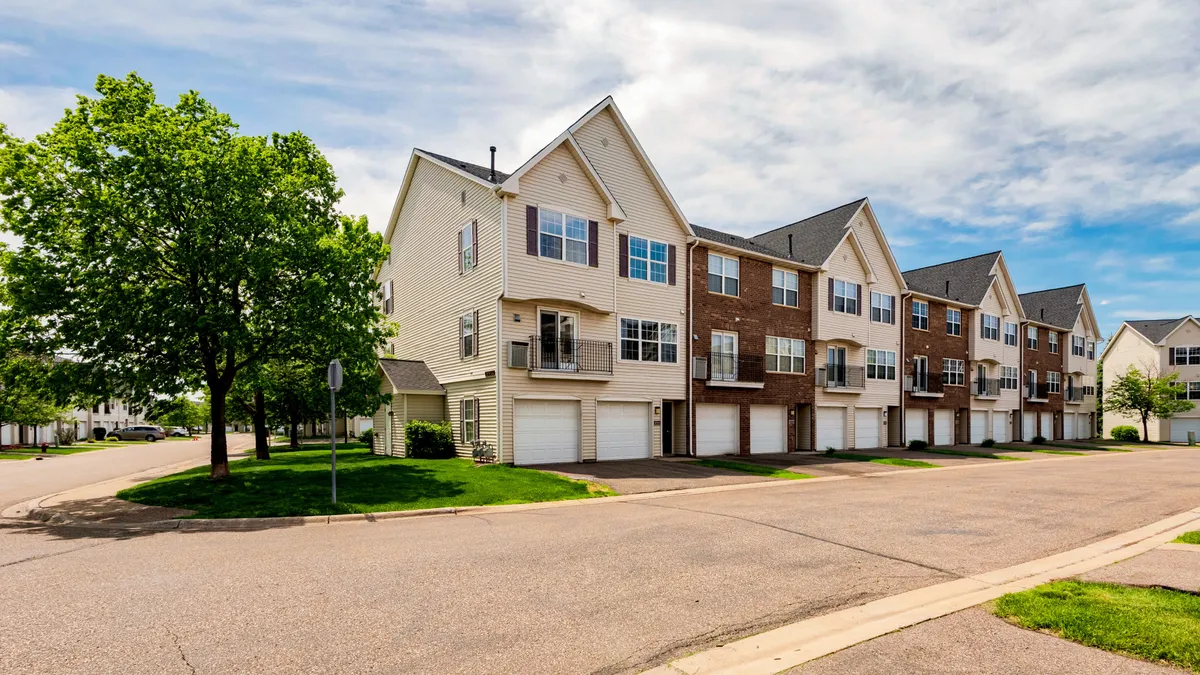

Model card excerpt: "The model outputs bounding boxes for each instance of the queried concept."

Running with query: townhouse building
[1100,315,1200,442]
[374,97,691,464]
[900,252,1024,445]
[1018,285,1100,440]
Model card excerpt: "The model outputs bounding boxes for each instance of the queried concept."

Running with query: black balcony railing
[817,365,866,389]
[528,336,613,375]
[974,378,1000,397]
[708,353,765,383]
[1065,386,1085,402]
[1026,383,1051,400]
[912,371,944,394]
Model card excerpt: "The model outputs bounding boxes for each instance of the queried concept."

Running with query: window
[460,311,475,358]
[946,308,961,336]
[1048,371,1061,394]
[1026,326,1038,350]
[708,254,739,296]
[772,269,799,307]
[382,280,393,315]
[1000,366,1020,390]
[630,236,668,284]
[766,337,805,373]
[1049,332,1059,353]
[1004,322,1018,347]
[1177,382,1200,401]
[943,358,965,386]
[620,318,677,363]
[1171,347,1200,366]
[833,279,859,314]
[981,314,1000,341]
[870,292,893,324]
[460,221,475,272]
[461,398,476,443]
[866,349,897,380]
[1072,335,1086,357]
[711,331,738,381]
[538,208,589,265]
[912,300,929,330]
[1087,341,1095,360]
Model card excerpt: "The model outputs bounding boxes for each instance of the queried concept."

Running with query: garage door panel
[934,410,953,446]
[906,409,927,444]
[816,407,846,451]
[697,404,738,456]
[1063,413,1076,441]
[969,411,987,445]
[1170,419,1200,443]
[750,405,786,454]
[854,408,880,449]
[514,400,580,465]
[1040,412,1052,440]
[597,402,651,461]
[991,412,1008,443]
[1023,413,1035,442]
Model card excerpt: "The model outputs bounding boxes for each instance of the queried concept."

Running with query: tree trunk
[289,419,299,449]
[253,388,270,460]
[1142,413,1150,444]
[345,414,350,444]
[209,388,231,479]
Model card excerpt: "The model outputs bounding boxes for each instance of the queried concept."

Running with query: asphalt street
[1,444,1198,674]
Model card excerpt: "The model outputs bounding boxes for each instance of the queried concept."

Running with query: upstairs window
[1170,346,1200,365]
[1176,382,1200,401]
[766,337,805,373]
[981,314,1000,341]
[912,300,929,330]
[870,292,894,324]
[620,318,678,363]
[382,280,393,315]
[708,254,739,296]
[772,269,799,307]
[1004,322,1018,347]
[833,279,859,314]
[460,311,476,358]
[1049,332,1059,353]
[459,220,476,272]
[866,349,897,380]
[946,308,961,336]
[1027,326,1038,350]
[539,208,589,265]
[630,236,669,284]
[1000,366,1020,390]
[460,398,476,443]
[943,358,965,386]
[1087,340,1095,360]
[1048,371,1061,393]
[1072,335,1086,357]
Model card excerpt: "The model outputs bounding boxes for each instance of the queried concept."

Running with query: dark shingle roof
[902,251,1001,306]
[1019,285,1086,330]
[748,199,867,266]
[378,359,445,394]
[1124,317,1191,344]
[417,149,509,184]
[692,225,795,260]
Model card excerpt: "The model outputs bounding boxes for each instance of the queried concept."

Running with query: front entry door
[661,401,673,455]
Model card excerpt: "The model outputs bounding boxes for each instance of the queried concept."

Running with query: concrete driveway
[539,457,774,494]
[2,447,1199,674]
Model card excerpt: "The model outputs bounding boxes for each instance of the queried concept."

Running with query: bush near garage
[907,440,928,451]
[359,428,374,449]
[404,420,455,459]
[1110,425,1140,442]
[1032,435,1046,444]
[981,438,995,448]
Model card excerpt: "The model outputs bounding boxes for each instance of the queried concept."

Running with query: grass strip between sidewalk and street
[116,445,616,518]
[920,447,1025,461]
[1173,531,1200,545]
[0,452,35,460]
[688,459,814,480]
[993,580,1200,671]
[993,444,1085,456]
[1038,441,1131,452]
[828,452,939,468]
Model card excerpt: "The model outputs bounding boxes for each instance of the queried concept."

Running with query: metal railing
[973,378,1000,397]
[708,353,765,383]
[817,365,866,389]
[1065,386,1085,402]
[912,371,944,394]
[1026,383,1051,400]
[528,336,613,375]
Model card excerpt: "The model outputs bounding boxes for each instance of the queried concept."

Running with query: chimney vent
[788,234,793,257]
[489,146,497,182]
[945,280,950,296]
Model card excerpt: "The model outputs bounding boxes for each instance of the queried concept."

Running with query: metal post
[330,388,337,504]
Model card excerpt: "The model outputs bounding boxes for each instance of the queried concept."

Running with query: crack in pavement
[168,628,197,675]
[0,537,117,569]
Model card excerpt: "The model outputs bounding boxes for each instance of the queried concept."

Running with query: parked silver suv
[109,425,166,442]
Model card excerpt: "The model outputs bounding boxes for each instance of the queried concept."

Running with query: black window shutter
[473,310,480,357]
[890,295,897,324]
[458,399,465,443]
[458,315,465,359]
[471,220,478,268]
[856,284,862,316]
[526,205,538,255]
[1169,347,1176,366]
[588,220,599,267]
[827,278,834,311]
[618,233,629,278]
[474,396,481,441]
[457,228,463,274]
[668,244,677,285]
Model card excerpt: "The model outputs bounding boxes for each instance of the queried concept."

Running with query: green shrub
[359,428,374,448]
[981,438,995,448]
[908,439,928,451]
[1110,425,1140,442]
[1032,435,1046,445]
[404,420,455,459]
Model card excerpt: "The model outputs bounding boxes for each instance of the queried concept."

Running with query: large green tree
[1103,365,1195,442]
[0,73,387,477]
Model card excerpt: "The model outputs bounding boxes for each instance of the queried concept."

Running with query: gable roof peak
[415,148,510,184]
[746,198,868,267]
[1122,316,1195,344]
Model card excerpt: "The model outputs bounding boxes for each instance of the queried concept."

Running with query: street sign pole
[328,359,343,504]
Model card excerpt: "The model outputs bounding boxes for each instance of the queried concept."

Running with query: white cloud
[0,41,29,57]
[0,86,78,139]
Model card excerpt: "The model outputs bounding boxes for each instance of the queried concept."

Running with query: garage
[514,399,580,465]
[597,402,651,461]
[934,410,954,446]
[1023,412,1035,442]
[816,407,846,451]
[749,405,787,454]
[1063,413,1076,441]
[991,412,1009,443]
[906,408,927,444]
[697,403,739,456]
[1170,419,1200,443]
[1040,412,1053,440]
[854,408,881,449]
[969,410,987,445]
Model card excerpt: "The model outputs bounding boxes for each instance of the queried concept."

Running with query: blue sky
[2,1,1198,340]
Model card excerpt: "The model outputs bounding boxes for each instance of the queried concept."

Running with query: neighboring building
[376,97,692,464]
[901,252,1024,446]
[1019,285,1101,440]
[1100,316,1200,442]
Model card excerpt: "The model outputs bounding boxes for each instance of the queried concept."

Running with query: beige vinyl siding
[971,282,1021,412]
[1065,313,1097,379]
[1101,327,1167,439]
[372,405,388,455]
[444,380,494,458]
[506,144,615,313]
[1162,320,1200,422]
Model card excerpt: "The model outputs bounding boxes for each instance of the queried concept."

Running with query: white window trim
[1172,346,1200,366]
[460,311,476,359]
[772,268,800,308]
[1004,322,1018,347]
[982,314,1000,341]
[460,221,475,272]
[912,300,929,331]
[943,358,965,386]
[1049,332,1059,353]
[382,280,393,315]
[1026,325,1038,350]
[1048,371,1062,393]
[708,254,740,297]
[946,308,961,336]
[870,291,893,324]
[618,317,679,365]
[537,206,589,267]
[628,235,669,285]
[766,336,806,374]
[1000,366,1020,390]
[833,279,859,315]
[1072,335,1086,357]
[866,349,897,381]
[462,398,476,443]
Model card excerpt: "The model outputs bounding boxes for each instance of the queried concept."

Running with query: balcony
[527,336,613,380]
[817,365,866,392]
[1026,383,1051,402]
[1065,386,1085,404]
[973,378,1000,399]
[706,353,765,389]
[908,372,944,398]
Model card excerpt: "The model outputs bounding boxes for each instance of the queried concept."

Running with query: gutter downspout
[687,238,699,456]
[497,193,508,463]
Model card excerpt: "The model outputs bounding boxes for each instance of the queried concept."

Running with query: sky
[1,0,1198,341]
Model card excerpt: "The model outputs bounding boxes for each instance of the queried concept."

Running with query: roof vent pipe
[788,233,793,257]
[489,146,497,182]
[1041,308,1045,321]
[945,280,950,296]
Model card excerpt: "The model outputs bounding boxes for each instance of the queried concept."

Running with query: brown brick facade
[1023,325,1066,439]
[903,295,972,444]
[690,245,815,454]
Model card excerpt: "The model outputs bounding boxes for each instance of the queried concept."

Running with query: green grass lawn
[1,439,153,455]
[1039,441,1130,452]
[0,452,35,460]
[993,580,1200,671]
[688,459,813,480]
[993,444,1085,456]
[921,447,1025,461]
[829,452,939,468]
[117,446,616,518]
[1173,531,1200,545]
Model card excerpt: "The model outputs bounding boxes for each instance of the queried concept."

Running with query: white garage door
[934,410,954,446]
[855,408,881,449]
[514,400,580,465]
[1063,413,1076,441]
[697,403,739,456]
[991,412,1009,443]
[906,408,927,444]
[597,402,651,461]
[1023,413,1035,442]
[1170,419,1200,443]
[750,405,786,454]
[970,411,987,445]
[816,407,846,451]
[1040,412,1053,440]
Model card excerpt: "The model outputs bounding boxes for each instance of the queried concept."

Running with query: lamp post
[327,359,343,504]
